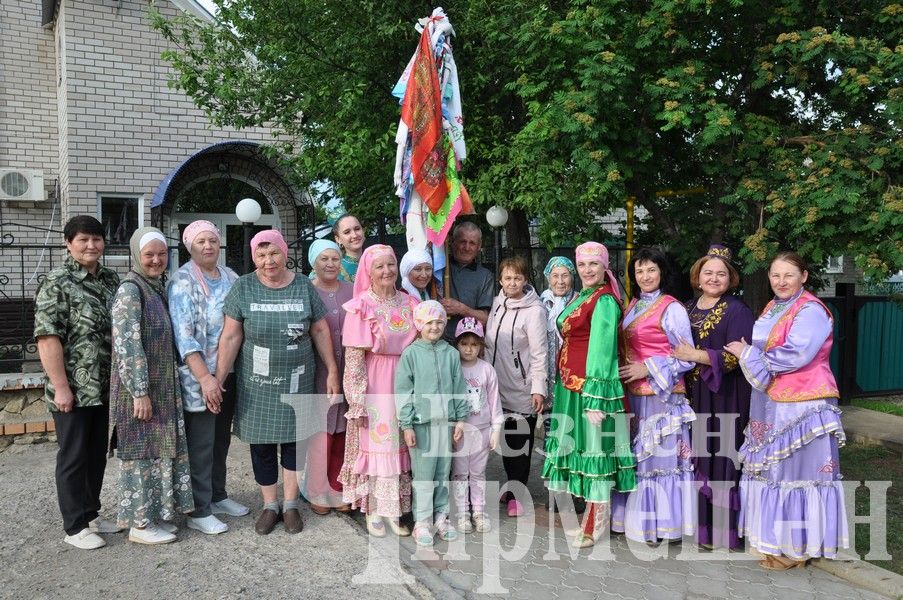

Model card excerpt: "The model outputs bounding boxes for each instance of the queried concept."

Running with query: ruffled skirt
[738,393,849,559]
[612,392,697,542]
[541,378,636,503]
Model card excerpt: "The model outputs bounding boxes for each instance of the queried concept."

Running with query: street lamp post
[486,205,509,291]
[235,197,262,274]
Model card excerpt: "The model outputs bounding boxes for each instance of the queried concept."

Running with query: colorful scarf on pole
[394,9,473,248]
[401,22,446,214]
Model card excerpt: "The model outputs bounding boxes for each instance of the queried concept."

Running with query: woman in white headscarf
[539,256,578,449]
[110,227,194,545]
[399,249,439,301]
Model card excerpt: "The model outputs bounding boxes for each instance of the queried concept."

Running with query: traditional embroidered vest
[622,294,685,396]
[763,290,839,402]
[558,284,615,393]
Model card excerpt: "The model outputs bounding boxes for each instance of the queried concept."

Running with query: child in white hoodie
[451,318,503,533]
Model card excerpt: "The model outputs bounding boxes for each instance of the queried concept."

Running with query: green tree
[152,0,902,307]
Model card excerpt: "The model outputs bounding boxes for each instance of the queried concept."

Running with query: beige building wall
[58,0,271,224]
[1,0,285,296]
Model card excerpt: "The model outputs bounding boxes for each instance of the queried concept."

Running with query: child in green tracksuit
[395,300,470,546]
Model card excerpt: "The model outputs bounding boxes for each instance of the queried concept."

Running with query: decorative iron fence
[5,236,900,402]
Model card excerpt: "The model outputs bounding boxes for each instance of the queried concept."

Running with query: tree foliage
[152,0,903,291]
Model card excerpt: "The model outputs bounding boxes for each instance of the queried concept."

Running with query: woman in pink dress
[338,244,419,537]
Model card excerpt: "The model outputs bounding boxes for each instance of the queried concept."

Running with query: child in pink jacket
[451,318,504,533]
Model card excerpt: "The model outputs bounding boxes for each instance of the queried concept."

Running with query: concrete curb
[812,554,903,600]
[842,406,903,455]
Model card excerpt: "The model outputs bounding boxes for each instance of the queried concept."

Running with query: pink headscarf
[413,300,446,331]
[352,244,396,297]
[182,219,222,296]
[182,219,220,250]
[575,241,621,302]
[250,229,289,264]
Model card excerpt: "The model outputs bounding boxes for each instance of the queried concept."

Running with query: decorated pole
[391,8,472,296]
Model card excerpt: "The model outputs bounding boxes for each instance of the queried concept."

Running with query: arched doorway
[151,141,316,273]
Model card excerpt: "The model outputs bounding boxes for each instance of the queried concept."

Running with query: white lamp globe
[486,205,509,228]
[235,198,262,223]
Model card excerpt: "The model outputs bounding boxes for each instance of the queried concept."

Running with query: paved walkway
[0,441,433,600]
[1,405,898,599]
[375,450,894,600]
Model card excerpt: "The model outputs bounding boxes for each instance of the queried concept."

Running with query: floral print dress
[110,272,194,528]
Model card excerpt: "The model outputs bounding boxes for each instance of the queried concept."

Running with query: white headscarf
[399,249,433,299]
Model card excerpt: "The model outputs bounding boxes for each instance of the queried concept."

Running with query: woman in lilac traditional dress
[613,247,696,543]
[726,251,848,570]
[672,245,753,550]
[301,239,354,515]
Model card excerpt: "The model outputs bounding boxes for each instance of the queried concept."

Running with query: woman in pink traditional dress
[726,251,848,570]
[338,244,418,537]
[614,247,696,544]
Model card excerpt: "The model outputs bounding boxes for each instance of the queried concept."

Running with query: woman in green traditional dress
[541,242,637,548]
[110,227,194,545]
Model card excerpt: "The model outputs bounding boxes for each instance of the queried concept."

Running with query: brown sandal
[759,555,807,570]
[309,503,331,515]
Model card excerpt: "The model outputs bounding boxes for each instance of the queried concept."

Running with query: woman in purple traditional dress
[726,251,848,570]
[614,247,696,544]
[672,245,753,550]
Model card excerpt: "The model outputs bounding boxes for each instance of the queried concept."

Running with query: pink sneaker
[507,499,524,517]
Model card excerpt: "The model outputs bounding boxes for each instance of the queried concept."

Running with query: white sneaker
[211,498,251,517]
[88,517,123,534]
[187,515,229,535]
[64,528,106,550]
[155,521,178,534]
[128,525,176,545]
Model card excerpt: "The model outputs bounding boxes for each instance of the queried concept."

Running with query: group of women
[540,243,848,570]
[106,212,847,571]
[108,216,362,542]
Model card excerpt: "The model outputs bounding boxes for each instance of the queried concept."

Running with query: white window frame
[825,255,844,274]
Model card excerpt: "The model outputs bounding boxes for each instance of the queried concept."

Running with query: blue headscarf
[308,239,342,268]
[543,256,576,281]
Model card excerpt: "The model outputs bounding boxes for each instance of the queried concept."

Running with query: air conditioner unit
[0,169,45,201]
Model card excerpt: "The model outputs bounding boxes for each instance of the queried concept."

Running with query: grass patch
[850,398,903,417]
[839,442,902,575]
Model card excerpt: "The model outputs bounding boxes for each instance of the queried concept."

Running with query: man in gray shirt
[441,221,494,341]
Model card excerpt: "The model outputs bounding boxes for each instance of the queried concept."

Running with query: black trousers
[249,443,299,486]
[501,412,538,500]
[52,405,109,535]
[211,373,237,503]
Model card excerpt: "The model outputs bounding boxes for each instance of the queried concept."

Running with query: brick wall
[0,0,62,247]
[59,0,271,224]
[0,0,282,301]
